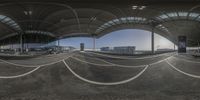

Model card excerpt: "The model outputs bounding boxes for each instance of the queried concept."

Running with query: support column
[11,43,13,50]
[93,36,96,51]
[198,40,200,53]
[57,39,60,46]
[174,43,176,51]
[151,27,155,54]
[20,33,23,54]
[24,35,26,51]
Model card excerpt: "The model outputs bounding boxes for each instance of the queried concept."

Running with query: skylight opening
[178,12,188,18]
[0,15,21,30]
[189,13,200,20]
[160,14,169,19]
[96,17,147,33]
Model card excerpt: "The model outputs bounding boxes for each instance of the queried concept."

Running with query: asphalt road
[0,51,200,100]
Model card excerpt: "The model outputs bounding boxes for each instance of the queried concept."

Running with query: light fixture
[29,11,32,15]
[90,17,96,21]
[139,6,146,10]
[162,26,166,29]
[24,11,28,15]
[139,8,143,10]
[132,5,146,10]
[141,6,146,9]
[132,6,138,10]
[24,11,32,15]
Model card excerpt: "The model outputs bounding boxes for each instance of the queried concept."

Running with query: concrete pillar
[20,33,23,54]
[24,35,26,51]
[11,43,13,50]
[151,27,155,54]
[93,36,96,51]
[174,43,176,51]
[58,39,60,46]
[198,40,200,53]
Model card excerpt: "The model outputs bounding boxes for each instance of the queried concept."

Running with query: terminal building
[100,46,136,55]
[100,47,111,52]
[113,46,136,55]
[157,48,174,52]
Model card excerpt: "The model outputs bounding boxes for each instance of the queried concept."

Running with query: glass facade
[157,12,200,21]
[0,15,21,30]
[96,17,147,33]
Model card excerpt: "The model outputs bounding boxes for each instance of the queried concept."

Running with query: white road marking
[149,56,173,66]
[71,56,114,66]
[33,53,69,60]
[0,59,38,67]
[71,56,146,68]
[72,54,173,68]
[0,51,171,80]
[0,52,74,68]
[0,54,73,79]
[63,59,149,85]
[87,52,173,60]
[172,56,200,64]
[74,53,114,65]
[0,66,41,79]
[166,58,200,79]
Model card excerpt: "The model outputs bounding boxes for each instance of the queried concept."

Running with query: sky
[54,29,175,51]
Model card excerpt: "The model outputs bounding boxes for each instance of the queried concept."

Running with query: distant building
[42,45,75,52]
[157,48,174,52]
[100,47,111,52]
[60,46,76,51]
[113,46,136,55]
[100,46,136,55]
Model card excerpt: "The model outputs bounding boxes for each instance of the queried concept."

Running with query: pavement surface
[0,51,200,100]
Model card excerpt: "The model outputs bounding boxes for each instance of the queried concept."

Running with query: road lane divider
[171,56,200,64]
[71,55,173,68]
[63,59,149,85]
[166,58,200,79]
[86,52,174,60]
[0,66,41,79]
[0,52,74,68]
[71,56,146,68]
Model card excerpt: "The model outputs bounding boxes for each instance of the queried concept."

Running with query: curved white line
[71,56,147,68]
[33,53,69,60]
[172,56,200,64]
[72,54,173,68]
[71,56,114,66]
[87,52,171,60]
[166,59,200,79]
[39,60,63,67]
[38,54,73,67]
[149,56,173,66]
[0,54,73,79]
[0,59,38,68]
[0,66,41,79]
[0,53,73,68]
[63,60,148,85]
[75,54,114,65]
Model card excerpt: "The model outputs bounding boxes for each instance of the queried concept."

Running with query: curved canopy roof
[0,0,199,46]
